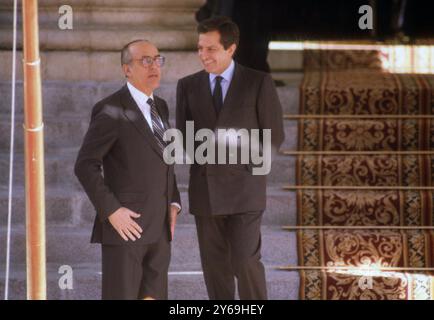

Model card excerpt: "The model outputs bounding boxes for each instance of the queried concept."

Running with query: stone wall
[0,0,204,81]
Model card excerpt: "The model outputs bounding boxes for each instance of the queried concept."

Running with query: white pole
[5,0,18,301]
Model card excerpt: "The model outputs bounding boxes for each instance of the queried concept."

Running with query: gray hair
[121,39,149,65]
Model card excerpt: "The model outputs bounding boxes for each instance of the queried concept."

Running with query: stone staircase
[0,69,302,299]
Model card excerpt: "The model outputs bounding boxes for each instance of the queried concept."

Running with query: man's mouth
[203,60,214,67]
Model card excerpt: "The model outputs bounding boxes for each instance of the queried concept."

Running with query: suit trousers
[194,212,267,300]
[101,230,170,300]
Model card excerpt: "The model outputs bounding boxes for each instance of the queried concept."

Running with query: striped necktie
[147,97,166,152]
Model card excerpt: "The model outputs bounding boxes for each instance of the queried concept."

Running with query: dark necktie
[213,76,223,114]
[147,97,166,152]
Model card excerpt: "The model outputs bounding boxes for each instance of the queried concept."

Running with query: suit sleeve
[74,103,121,222]
[176,79,193,156]
[257,73,285,154]
[161,99,182,213]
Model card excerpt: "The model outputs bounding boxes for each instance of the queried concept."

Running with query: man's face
[198,31,236,74]
[123,41,161,94]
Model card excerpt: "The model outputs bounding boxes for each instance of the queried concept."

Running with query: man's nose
[149,61,159,71]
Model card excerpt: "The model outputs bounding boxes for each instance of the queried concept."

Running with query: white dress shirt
[209,59,235,101]
[126,81,181,212]
[127,81,164,132]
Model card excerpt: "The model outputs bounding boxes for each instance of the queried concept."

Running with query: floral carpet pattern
[296,51,434,299]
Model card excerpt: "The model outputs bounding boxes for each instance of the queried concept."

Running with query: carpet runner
[292,50,434,300]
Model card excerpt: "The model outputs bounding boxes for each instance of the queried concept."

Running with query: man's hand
[108,207,143,241]
[169,204,179,239]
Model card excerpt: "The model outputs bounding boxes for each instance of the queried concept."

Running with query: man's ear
[122,64,130,78]
[228,43,237,57]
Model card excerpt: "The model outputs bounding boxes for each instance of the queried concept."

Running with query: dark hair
[197,16,239,49]
[121,39,149,65]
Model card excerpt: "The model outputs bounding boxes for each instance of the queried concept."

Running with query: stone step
[0,185,297,227]
[0,224,298,269]
[0,263,299,300]
[0,116,91,151]
[0,47,303,81]
[0,51,203,82]
[0,27,200,51]
[0,149,297,188]
[0,116,299,152]
[0,0,203,22]
[0,80,301,117]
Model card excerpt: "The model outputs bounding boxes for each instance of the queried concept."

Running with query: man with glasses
[75,39,181,300]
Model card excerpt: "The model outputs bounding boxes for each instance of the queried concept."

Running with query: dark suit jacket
[75,85,180,245]
[176,62,284,216]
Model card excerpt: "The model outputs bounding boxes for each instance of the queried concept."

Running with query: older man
[75,40,180,300]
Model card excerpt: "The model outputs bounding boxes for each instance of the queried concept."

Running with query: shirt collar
[209,59,235,83]
[127,81,154,105]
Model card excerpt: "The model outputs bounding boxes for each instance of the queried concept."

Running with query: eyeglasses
[131,56,166,67]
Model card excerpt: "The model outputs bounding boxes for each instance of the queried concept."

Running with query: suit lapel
[154,97,169,130]
[191,64,245,128]
[196,70,217,128]
[217,63,245,123]
[120,85,164,159]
